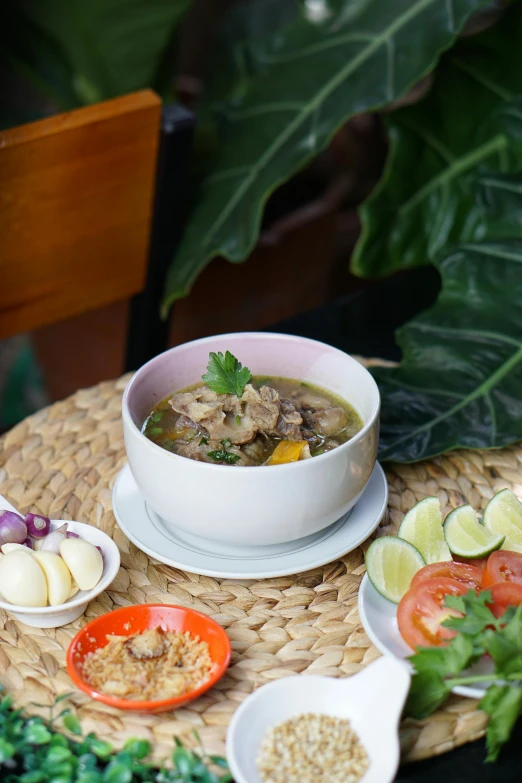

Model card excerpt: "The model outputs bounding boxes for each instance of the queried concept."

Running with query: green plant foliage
[352,0,522,277]
[162,0,491,312]
[375,234,522,462]
[3,0,192,108]
[0,690,231,783]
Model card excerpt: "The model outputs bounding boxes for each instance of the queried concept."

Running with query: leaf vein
[200,0,439,254]
[409,323,522,348]
[399,134,507,216]
[384,345,522,451]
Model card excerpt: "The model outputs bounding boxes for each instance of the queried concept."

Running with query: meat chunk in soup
[308,407,348,437]
[242,384,280,430]
[144,373,362,466]
[169,387,256,445]
[274,399,303,441]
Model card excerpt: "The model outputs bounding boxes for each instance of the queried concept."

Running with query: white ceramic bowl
[0,513,120,628]
[226,656,411,783]
[122,332,380,546]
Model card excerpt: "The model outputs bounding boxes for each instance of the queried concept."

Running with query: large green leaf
[376,236,522,462]
[352,0,522,277]
[162,0,491,311]
[4,0,191,107]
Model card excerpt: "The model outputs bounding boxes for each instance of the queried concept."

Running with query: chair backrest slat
[0,90,161,339]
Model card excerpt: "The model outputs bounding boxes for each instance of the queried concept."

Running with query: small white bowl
[0,517,120,628]
[226,656,410,783]
[122,332,380,547]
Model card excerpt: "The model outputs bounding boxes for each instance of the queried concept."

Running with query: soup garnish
[142,351,363,466]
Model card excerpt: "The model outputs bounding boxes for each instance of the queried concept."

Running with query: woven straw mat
[1,366,519,765]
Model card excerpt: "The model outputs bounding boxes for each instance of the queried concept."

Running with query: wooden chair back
[0,90,161,340]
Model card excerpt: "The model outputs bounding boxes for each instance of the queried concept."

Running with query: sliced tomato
[482,550,522,588]
[397,577,469,649]
[411,561,483,591]
[486,582,522,619]
[453,555,488,572]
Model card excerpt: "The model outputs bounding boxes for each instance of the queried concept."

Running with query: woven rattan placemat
[1,368,518,765]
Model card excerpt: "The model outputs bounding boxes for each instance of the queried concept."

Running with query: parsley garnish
[207,450,240,464]
[202,351,251,396]
[220,437,231,448]
[199,437,208,445]
[406,590,522,761]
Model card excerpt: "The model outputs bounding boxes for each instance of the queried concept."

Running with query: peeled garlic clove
[1,543,33,555]
[33,551,72,606]
[68,581,80,599]
[59,538,103,591]
[0,551,47,606]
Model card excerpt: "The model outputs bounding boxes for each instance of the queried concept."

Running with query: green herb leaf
[123,738,150,760]
[220,438,231,448]
[405,670,450,719]
[235,414,241,426]
[148,427,163,436]
[24,722,52,745]
[202,351,251,397]
[103,762,132,783]
[0,737,15,762]
[485,605,522,677]
[479,684,522,762]
[207,450,240,464]
[411,632,475,678]
[63,713,82,735]
[200,437,209,445]
[173,745,195,776]
[442,590,496,637]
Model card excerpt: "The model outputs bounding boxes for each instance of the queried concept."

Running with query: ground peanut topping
[257,712,369,783]
[82,627,213,701]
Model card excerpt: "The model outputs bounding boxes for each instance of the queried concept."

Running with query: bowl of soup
[122,333,380,546]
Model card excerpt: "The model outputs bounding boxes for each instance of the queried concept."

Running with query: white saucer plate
[358,573,493,699]
[112,462,388,579]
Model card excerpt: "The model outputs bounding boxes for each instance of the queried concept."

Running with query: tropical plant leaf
[375,236,522,462]
[352,0,522,277]
[5,0,192,106]
[162,0,491,311]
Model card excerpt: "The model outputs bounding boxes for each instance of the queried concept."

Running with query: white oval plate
[358,573,493,699]
[112,462,388,579]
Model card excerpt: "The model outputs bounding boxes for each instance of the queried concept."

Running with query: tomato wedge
[397,577,469,649]
[482,550,522,588]
[486,582,522,619]
[411,561,483,591]
[453,555,487,572]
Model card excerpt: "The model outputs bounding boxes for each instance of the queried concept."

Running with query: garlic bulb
[33,551,72,606]
[59,538,103,591]
[0,551,48,606]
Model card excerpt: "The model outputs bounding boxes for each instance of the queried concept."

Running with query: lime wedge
[398,496,452,564]
[365,536,425,603]
[483,489,522,553]
[443,504,504,558]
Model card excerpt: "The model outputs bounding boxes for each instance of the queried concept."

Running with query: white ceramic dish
[0,494,120,628]
[226,655,410,783]
[122,332,380,547]
[358,574,493,699]
[112,461,387,578]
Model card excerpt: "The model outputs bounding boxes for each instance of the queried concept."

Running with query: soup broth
[143,376,363,466]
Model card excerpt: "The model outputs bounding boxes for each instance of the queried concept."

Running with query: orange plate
[66,604,231,713]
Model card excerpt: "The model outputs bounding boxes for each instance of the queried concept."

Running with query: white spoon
[226,654,410,783]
